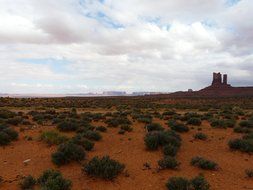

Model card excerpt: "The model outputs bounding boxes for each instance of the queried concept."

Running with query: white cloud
[0,0,252,93]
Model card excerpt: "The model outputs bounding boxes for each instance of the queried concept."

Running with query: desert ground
[0,96,253,190]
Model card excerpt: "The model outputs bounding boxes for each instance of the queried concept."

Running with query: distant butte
[168,72,253,97]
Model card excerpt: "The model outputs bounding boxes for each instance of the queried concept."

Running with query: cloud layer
[0,0,252,93]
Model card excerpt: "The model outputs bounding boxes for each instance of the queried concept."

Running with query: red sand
[0,119,253,190]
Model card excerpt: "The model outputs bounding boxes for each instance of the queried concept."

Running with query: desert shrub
[170,122,189,133]
[163,110,176,116]
[76,123,95,133]
[38,169,72,190]
[158,156,180,169]
[0,109,16,119]
[19,175,36,190]
[187,118,201,126]
[201,112,213,120]
[191,157,218,170]
[166,177,189,190]
[181,112,201,121]
[144,132,159,150]
[120,124,133,132]
[118,129,125,134]
[40,131,68,145]
[245,169,253,178]
[243,133,253,140]
[2,127,18,140]
[57,120,79,132]
[146,123,164,132]
[193,133,207,140]
[145,131,181,150]
[0,131,11,145]
[21,119,32,125]
[105,117,131,127]
[232,107,244,116]
[210,119,226,128]
[224,119,236,128]
[82,130,102,141]
[228,138,253,153]
[70,134,94,151]
[0,126,18,146]
[136,116,152,124]
[83,156,125,180]
[239,120,253,128]
[166,175,210,190]
[52,142,86,166]
[96,126,107,132]
[190,175,210,190]
[7,116,23,125]
[234,126,251,134]
[163,144,179,157]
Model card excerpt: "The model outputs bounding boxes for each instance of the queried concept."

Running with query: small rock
[23,159,31,166]
[115,150,122,154]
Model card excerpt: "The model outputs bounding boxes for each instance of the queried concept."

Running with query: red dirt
[0,117,253,190]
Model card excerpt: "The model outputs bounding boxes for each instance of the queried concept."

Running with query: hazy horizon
[0,0,253,94]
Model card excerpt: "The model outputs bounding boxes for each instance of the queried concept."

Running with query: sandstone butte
[167,72,253,97]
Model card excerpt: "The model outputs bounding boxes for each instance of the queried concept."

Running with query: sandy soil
[0,118,253,190]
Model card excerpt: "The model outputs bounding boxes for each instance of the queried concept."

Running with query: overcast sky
[0,0,252,93]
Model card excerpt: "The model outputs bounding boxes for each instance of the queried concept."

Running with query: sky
[0,0,253,94]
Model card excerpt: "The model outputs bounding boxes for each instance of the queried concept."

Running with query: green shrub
[57,120,79,132]
[0,126,18,146]
[146,123,164,132]
[118,129,125,134]
[228,138,253,153]
[245,169,253,178]
[38,169,72,190]
[2,127,18,140]
[0,109,16,119]
[96,126,107,132]
[105,117,131,127]
[234,127,251,133]
[166,177,189,190]
[210,119,226,128]
[224,119,236,128]
[0,131,11,145]
[163,110,176,116]
[83,156,125,180]
[243,133,253,140]
[52,142,86,166]
[187,118,201,126]
[70,134,94,151]
[120,124,133,132]
[190,175,210,190]
[144,131,181,150]
[193,133,207,140]
[170,123,189,133]
[137,117,152,124]
[239,120,253,128]
[158,156,180,169]
[191,156,218,170]
[166,175,210,190]
[7,116,23,125]
[163,144,179,157]
[82,130,102,141]
[19,175,36,190]
[40,131,68,145]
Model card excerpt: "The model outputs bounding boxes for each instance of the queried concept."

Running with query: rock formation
[168,72,253,97]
